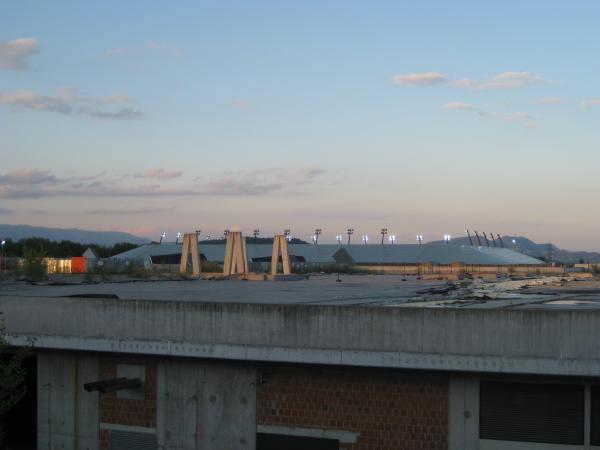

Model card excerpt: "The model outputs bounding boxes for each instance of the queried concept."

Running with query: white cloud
[391,72,446,86]
[0,167,326,199]
[532,97,563,105]
[394,70,547,90]
[441,102,474,110]
[135,168,183,179]
[581,99,600,109]
[0,88,143,120]
[475,72,547,90]
[0,38,38,70]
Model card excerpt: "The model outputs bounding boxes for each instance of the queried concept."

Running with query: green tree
[21,244,47,281]
[0,313,31,446]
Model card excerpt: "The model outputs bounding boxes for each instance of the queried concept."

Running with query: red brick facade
[99,358,157,450]
[257,367,448,450]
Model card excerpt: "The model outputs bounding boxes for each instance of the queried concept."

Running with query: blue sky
[1,1,600,249]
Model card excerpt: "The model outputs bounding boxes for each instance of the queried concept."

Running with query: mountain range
[433,235,600,264]
[0,224,150,246]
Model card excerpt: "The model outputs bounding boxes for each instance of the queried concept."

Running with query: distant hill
[0,224,149,246]
[431,235,600,264]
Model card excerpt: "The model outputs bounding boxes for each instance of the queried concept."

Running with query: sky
[1,1,600,249]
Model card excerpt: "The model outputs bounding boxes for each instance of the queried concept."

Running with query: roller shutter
[479,381,584,445]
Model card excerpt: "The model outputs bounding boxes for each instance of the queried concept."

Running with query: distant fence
[355,263,565,276]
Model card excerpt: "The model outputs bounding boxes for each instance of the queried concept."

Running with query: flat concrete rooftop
[2,274,600,310]
[3,274,600,377]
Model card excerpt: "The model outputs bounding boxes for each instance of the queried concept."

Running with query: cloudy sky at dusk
[1,1,600,249]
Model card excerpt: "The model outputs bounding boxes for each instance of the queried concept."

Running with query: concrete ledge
[8,334,600,377]
[3,296,600,377]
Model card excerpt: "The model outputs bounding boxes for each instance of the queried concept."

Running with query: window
[257,433,338,450]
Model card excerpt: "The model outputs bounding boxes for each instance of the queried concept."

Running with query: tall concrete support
[157,361,256,450]
[38,353,99,450]
[179,233,201,278]
[270,235,291,275]
[223,232,248,276]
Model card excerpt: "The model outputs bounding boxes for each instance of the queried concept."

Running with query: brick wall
[257,367,448,450]
[99,358,157,450]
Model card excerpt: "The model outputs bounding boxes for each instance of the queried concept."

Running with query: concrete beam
[4,296,600,377]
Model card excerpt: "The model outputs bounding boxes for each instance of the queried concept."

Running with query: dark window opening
[480,381,584,445]
[257,433,338,450]
[151,253,207,264]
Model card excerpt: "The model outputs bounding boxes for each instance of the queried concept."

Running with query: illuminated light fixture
[284,229,292,242]
[380,228,388,245]
[159,232,167,244]
[346,228,354,245]
[443,234,451,244]
[224,229,230,238]
[336,234,343,245]
[362,235,369,245]
[313,228,322,245]
[195,229,201,239]
[176,232,182,244]
[389,235,396,244]
[416,234,423,245]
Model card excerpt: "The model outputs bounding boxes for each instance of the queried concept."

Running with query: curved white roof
[111,242,542,265]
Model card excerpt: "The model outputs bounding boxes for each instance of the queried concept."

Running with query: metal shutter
[480,381,584,445]
[109,430,158,450]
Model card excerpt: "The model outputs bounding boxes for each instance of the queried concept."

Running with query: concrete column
[38,352,99,450]
[448,376,479,450]
[223,232,248,276]
[270,235,290,275]
[179,233,201,278]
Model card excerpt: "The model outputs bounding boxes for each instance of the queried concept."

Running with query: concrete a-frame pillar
[271,235,291,275]
[223,232,248,276]
[179,233,201,278]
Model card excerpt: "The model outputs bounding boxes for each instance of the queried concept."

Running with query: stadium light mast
[389,234,396,245]
[336,234,343,245]
[284,229,292,242]
[466,229,474,246]
[474,231,482,246]
[224,229,230,239]
[313,228,322,245]
[159,232,166,244]
[490,232,497,247]
[416,234,423,245]
[380,228,388,245]
[347,228,354,245]
[0,239,5,273]
[482,232,490,247]
[497,234,504,248]
[195,229,201,239]
[176,232,182,244]
[362,234,369,245]
[253,229,260,239]
[443,234,451,244]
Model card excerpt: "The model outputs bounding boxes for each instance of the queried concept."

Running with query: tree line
[0,238,139,258]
